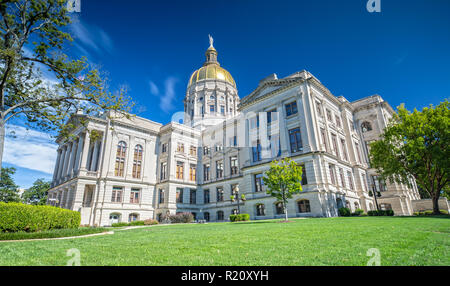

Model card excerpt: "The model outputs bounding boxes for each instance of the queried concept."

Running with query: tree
[21,178,50,205]
[262,158,304,221]
[370,100,449,215]
[0,0,133,173]
[0,166,20,202]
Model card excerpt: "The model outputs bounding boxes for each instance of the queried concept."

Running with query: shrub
[414,210,449,216]
[168,212,194,224]
[0,202,80,232]
[111,222,129,227]
[368,210,395,216]
[229,213,250,222]
[354,208,364,216]
[129,220,145,226]
[143,219,159,225]
[338,207,351,217]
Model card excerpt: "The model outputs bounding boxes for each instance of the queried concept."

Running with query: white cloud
[70,18,113,55]
[3,125,57,174]
[150,77,179,113]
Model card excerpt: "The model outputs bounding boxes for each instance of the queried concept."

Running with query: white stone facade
[48,43,421,226]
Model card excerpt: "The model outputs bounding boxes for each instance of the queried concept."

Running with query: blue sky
[5,0,450,188]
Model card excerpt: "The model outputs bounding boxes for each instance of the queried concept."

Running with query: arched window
[369,203,374,210]
[336,198,344,209]
[256,204,265,216]
[354,202,360,210]
[115,141,127,177]
[217,210,224,221]
[204,212,210,221]
[129,213,139,222]
[132,144,143,179]
[275,202,284,215]
[361,121,372,132]
[298,200,311,213]
[380,203,392,211]
[346,201,351,209]
[109,213,121,224]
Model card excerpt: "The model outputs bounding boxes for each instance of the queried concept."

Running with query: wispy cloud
[4,125,57,174]
[150,77,179,113]
[70,17,114,56]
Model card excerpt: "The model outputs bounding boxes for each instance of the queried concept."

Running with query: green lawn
[0,216,448,266]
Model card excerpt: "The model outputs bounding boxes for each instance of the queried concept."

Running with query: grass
[0,227,108,241]
[0,216,448,266]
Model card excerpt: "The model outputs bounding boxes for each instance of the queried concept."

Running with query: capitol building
[47,38,421,226]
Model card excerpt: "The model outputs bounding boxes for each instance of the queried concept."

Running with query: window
[132,145,143,179]
[161,143,168,153]
[203,164,210,181]
[159,189,165,203]
[111,187,123,202]
[203,146,210,155]
[215,144,223,152]
[341,139,348,161]
[192,212,197,221]
[361,174,368,192]
[361,121,372,132]
[335,115,341,128]
[285,101,298,116]
[210,105,215,113]
[189,145,197,156]
[329,164,336,185]
[160,162,167,180]
[190,189,196,204]
[320,128,328,151]
[255,173,264,192]
[189,164,196,181]
[339,168,346,188]
[252,140,262,162]
[230,156,238,175]
[256,204,266,216]
[298,200,311,213]
[130,188,140,204]
[316,102,322,117]
[217,211,224,221]
[300,164,308,185]
[275,202,284,215]
[354,202,360,210]
[267,109,278,123]
[216,160,223,178]
[289,127,303,153]
[129,213,139,222]
[216,187,224,202]
[115,141,127,177]
[176,161,184,179]
[331,134,338,158]
[347,171,354,190]
[177,143,184,153]
[231,184,239,196]
[355,142,362,163]
[176,188,183,203]
[326,109,332,121]
[204,212,210,222]
[204,189,210,204]
[380,203,392,211]
[220,105,225,114]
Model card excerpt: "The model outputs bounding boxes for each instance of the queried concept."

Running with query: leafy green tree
[0,167,20,202]
[262,158,304,221]
[370,100,449,215]
[21,178,50,205]
[0,0,133,173]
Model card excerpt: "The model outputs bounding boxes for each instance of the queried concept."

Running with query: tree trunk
[283,198,288,222]
[0,120,4,175]
[432,194,440,215]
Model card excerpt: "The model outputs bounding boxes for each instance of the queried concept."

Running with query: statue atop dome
[208,34,214,48]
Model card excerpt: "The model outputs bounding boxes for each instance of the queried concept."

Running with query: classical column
[73,134,84,175]
[277,104,289,154]
[80,132,91,171]
[52,149,62,181]
[63,143,73,178]
[57,145,67,180]
[67,141,77,178]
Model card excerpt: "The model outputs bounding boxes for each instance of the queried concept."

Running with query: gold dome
[188,64,236,87]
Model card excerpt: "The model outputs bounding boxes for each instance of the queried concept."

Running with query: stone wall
[412,198,450,213]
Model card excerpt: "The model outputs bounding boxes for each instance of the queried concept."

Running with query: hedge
[413,210,449,216]
[338,207,351,217]
[229,213,250,222]
[0,202,81,232]
[367,209,395,216]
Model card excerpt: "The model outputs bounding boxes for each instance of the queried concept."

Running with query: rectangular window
[111,187,123,203]
[252,140,262,162]
[355,142,362,163]
[329,164,336,185]
[285,101,298,116]
[204,189,210,204]
[300,164,308,185]
[216,187,224,202]
[341,139,348,161]
[220,105,225,114]
[160,162,167,180]
[176,188,183,203]
[316,102,322,117]
[331,134,339,158]
[326,109,332,121]
[347,171,354,190]
[159,189,165,203]
[203,146,210,155]
[230,156,238,175]
[176,161,184,179]
[210,105,215,113]
[130,188,140,204]
[255,173,264,192]
[320,128,328,152]
[189,145,197,156]
[289,127,303,153]
[267,109,278,123]
[216,160,224,178]
[177,143,184,153]
[339,168,346,188]
[189,164,196,181]
[203,164,210,181]
[190,189,196,204]
[335,115,341,128]
[161,143,168,153]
